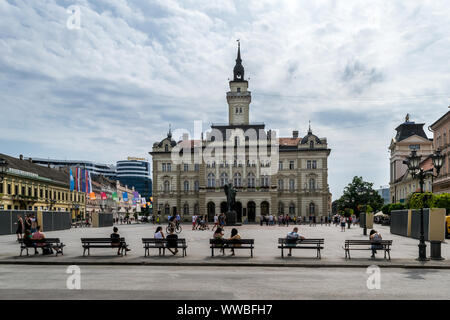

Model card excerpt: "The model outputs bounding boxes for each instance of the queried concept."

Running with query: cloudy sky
[1,0,449,198]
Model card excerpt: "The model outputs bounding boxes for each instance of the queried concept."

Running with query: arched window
[278,202,285,214]
[247,172,255,187]
[278,179,284,190]
[194,203,199,215]
[183,180,189,192]
[289,203,295,215]
[309,203,315,215]
[261,175,269,187]
[309,178,315,190]
[207,173,215,187]
[183,203,189,215]
[233,172,242,187]
[220,172,228,187]
[164,180,170,192]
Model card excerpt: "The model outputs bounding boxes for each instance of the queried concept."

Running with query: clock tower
[227,41,251,125]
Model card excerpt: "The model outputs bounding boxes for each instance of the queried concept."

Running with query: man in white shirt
[192,215,197,230]
[212,214,219,231]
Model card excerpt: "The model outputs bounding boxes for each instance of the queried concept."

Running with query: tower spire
[233,40,245,81]
[308,120,312,134]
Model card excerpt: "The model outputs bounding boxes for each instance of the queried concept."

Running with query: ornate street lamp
[403,149,444,261]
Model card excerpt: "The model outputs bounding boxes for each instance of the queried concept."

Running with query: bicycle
[166,222,182,234]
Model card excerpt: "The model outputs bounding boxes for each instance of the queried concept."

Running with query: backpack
[43,247,53,255]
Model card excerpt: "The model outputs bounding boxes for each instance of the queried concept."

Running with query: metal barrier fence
[0,210,71,235]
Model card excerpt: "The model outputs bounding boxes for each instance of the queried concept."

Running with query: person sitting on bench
[32,226,46,254]
[286,227,305,257]
[369,229,382,258]
[227,228,241,256]
[111,227,130,255]
[166,228,179,255]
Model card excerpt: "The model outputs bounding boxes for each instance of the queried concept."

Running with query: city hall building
[150,44,331,222]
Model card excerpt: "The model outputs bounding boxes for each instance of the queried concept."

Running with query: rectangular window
[34,188,37,197]
[279,161,283,171]
[0,183,3,194]
[312,160,317,169]
[7,184,11,194]
[289,161,294,170]
[15,185,19,195]
[194,164,199,171]
[307,160,311,169]
[167,163,171,172]
[162,163,166,172]
[184,164,189,172]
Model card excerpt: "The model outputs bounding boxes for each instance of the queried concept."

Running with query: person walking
[212,214,219,231]
[340,215,346,232]
[15,215,24,241]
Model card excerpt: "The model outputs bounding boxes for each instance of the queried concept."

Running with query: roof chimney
[19,154,23,160]
[293,131,299,138]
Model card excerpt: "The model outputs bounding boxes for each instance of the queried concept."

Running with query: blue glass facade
[116,160,152,199]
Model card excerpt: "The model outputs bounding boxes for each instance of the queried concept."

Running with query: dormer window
[237,87,241,92]
[310,141,314,149]
[165,144,169,152]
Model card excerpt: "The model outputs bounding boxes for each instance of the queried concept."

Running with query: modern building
[376,186,391,205]
[0,153,86,219]
[28,157,117,179]
[430,109,450,194]
[116,157,152,199]
[389,115,434,203]
[150,43,331,222]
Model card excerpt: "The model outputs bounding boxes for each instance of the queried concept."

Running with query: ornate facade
[150,44,331,222]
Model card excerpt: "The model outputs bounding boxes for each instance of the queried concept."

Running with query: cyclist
[176,213,181,228]
[168,215,176,233]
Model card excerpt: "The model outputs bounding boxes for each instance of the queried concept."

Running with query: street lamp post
[403,149,444,261]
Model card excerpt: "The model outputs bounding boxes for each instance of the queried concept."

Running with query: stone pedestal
[226,210,241,226]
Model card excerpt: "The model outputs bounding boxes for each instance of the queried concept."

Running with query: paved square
[0,222,449,267]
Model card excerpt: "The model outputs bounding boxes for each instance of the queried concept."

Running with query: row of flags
[70,168,92,193]
[69,167,151,207]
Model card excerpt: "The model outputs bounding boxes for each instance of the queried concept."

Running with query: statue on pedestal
[223,183,239,226]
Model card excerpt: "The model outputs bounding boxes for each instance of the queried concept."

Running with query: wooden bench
[343,240,393,260]
[209,239,254,258]
[19,238,65,256]
[142,238,187,257]
[81,238,129,256]
[278,238,324,259]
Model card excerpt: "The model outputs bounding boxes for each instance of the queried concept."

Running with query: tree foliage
[337,176,384,216]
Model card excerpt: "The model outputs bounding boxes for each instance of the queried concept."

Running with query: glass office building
[116,158,152,199]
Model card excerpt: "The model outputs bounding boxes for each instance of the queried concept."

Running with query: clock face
[236,73,242,79]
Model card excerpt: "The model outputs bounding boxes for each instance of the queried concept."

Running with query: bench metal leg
[251,247,253,258]
[211,248,214,257]
[281,247,284,258]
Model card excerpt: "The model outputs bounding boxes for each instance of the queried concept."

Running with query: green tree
[337,176,384,216]
[408,192,434,209]
[431,193,450,214]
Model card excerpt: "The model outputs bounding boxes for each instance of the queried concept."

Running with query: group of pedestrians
[260,214,332,227]
[15,214,37,241]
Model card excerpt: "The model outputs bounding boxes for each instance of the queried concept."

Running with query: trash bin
[430,241,444,260]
